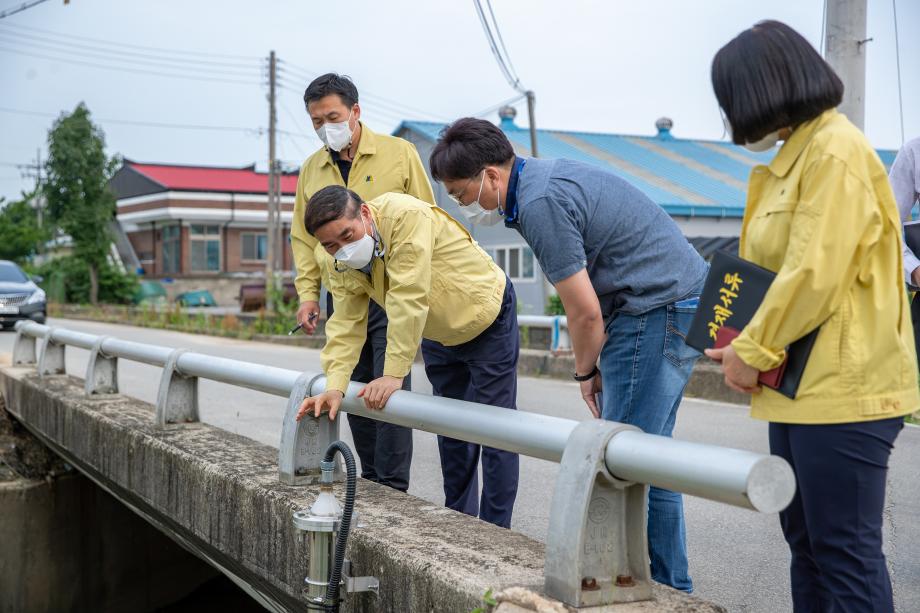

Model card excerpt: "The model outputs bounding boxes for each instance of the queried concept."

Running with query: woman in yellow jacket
[707,21,919,613]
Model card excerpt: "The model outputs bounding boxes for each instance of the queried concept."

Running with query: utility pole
[272,158,281,271]
[825,0,868,130]
[525,90,538,158]
[19,149,46,257]
[34,148,44,256]
[265,50,277,312]
[522,90,552,309]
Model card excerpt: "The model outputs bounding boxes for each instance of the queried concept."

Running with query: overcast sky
[1,0,917,203]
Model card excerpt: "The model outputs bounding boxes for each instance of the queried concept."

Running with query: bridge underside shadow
[0,392,237,612]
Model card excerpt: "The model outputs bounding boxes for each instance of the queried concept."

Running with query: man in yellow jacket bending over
[291,73,435,493]
[295,187,520,529]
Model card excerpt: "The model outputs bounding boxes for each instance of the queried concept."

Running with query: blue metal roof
[396,119,899,219]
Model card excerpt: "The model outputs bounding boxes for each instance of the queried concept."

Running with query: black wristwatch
[573,365,599,382]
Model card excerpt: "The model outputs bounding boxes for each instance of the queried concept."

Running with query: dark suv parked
[0,260,46,329]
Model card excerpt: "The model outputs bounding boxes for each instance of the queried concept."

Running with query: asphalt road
[2,318,918,612]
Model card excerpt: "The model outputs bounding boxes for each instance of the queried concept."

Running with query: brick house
[109,161,299,304]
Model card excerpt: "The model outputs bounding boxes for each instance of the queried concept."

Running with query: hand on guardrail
[296,390,345,421]
[356,375,404,410]
[580,373,602,419]
[297,301,321,335]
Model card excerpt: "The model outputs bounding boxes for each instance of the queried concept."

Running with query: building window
[241,232,267,262]
[161,225,181,274]
[190,224,221,272]
[488,246,535,282]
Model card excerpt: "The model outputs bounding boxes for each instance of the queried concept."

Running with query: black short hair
[303,73,359,109]
[429,117,515,182]
[711,20,843,145]
[305,186,363,235]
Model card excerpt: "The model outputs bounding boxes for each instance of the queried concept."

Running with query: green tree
[0,193,44,263]
[43,103,118,304]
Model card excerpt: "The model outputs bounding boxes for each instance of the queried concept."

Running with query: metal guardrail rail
[9,320,795,607]
[518,314,570,351]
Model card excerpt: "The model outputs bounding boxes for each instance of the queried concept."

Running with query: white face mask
[742,131,781,152]
[460,171,504,226]
[334,216,375,269]
[316,110,354,152]
[722,115,780,152]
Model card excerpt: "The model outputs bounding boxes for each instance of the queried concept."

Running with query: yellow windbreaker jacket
[290,123,435,303]
[318,193,506,394]
[732,109,919,423]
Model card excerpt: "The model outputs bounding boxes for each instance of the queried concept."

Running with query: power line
[0,45,259,85]
[484,0,522,86]
[470,0,538,155]
[361,106,416,126]
[0,36,262,78]
[276,128,316,141]
[0,25,263,70]
[0,20,260,60]
[819,0,827,57]
[361,91,451,122]
[280,132,308,160]
[276,80,443,123]
[276,59,315,80]
[473,94,526,119]
[279,98,320,146]
[473,0,523,92]
[277,61,450,121]
[0,0,51,20]
[0,106,264,134]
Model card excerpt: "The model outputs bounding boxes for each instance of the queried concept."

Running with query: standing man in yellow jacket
[296,188,520,529]
[290,73,435,492]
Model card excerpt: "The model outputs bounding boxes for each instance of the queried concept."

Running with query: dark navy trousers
[326,294,413,492]
[421,281,520,529]
[769,417,903,613]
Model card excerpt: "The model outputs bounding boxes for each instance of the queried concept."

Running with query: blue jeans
[600,294,701,592]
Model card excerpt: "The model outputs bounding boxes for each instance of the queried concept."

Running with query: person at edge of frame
[289,73,435,493]
[889,135,920,384]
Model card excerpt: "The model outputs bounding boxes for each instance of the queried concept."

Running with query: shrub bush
[32,256,139,304]
[545,294,565,316]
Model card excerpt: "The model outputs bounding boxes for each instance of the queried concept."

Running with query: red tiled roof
[128,162,298,195]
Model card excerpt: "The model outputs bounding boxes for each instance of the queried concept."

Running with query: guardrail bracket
[37,326,65,377]
[12,322,37,365]
[155,348,199,425]
[85,336,118,395]
[544,419,652,606]
[279,372,343,485]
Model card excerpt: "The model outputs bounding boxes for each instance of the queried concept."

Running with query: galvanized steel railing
[8,320,794,607]
[518,314,570,351]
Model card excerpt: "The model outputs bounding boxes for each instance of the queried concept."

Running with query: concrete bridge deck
[1,363,722,612]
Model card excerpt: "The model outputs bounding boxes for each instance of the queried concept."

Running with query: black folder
[686,251,819,399]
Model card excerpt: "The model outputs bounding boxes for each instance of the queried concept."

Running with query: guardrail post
[12,322,37,365]
[155,348,199,425]
[544,420,652,606]
[550,316,571,353]
[37,326,65,376]
[84,336,118,395]
[279,372,343,485]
